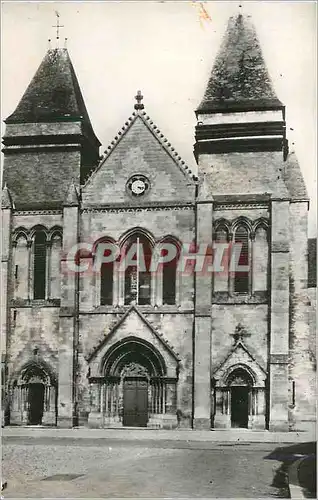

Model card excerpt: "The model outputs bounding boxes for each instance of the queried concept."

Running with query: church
[1,12,316,432]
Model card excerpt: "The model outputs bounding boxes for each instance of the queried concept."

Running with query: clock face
[127,175,150,197]
[131,179,146,195]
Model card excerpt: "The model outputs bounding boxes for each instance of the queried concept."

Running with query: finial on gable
[63,180,79,207]
[1,184,13,209]
[134,90,144,110]
[231,323,251,344]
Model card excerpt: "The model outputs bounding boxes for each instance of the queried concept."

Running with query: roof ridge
[82,111,139,188]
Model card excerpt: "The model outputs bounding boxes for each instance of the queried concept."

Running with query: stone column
[160,378,178,429]
[269,201,290,431]
[57,183,79,428]
[165,380,177,414]
[88,380,103,428]
[213,387,231,428]
[193,202,212,429]
[46,240,52,300]
[1,186,13,425]
[251,387,266,430]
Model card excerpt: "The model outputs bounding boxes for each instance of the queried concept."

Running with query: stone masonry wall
[288,202,316,430]
[211,304,268,370]
[8,307,60,382]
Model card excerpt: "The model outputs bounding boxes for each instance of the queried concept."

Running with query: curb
[2,427,315,444]
[288,457,313,499]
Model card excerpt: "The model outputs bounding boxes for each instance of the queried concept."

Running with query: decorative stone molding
[212,291,268,304]
[271,241,289,253]
[10,299,61,308]
[14,210,62,216]
[270,354,289,364]
[215,203,268,210]
[81,205,194,214]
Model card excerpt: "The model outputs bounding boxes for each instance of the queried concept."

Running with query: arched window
[161,239,180,305]
[214,226,229,293]
[50,231,62,300]
[100,245,114,306]
[123,234,152,305]
[14,233,29,300]
[233,225,249,294]
[253,225,268,292]
[33,231,47,299]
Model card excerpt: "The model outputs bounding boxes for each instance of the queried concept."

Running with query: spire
[63,181,79,207]
[5,47,99,144]
[1,184,13,209]
[197,13,283,113]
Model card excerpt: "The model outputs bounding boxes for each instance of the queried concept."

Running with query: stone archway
[10,362,57,426]
[212,363,266,430]
[88,337,178,429]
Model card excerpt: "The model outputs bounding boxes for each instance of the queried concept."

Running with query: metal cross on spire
[52,11,64,41]
[134,90,144,110]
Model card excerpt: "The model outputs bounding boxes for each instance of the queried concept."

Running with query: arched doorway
[10,362,57,426]
[228,368,253,429]
[88,337,178,429]
[104,338,165,428]
[212,357,267,430]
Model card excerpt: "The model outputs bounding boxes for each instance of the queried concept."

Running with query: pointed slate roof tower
[2,48,100,209]
[197,13,283,113]
[194,12,308,202]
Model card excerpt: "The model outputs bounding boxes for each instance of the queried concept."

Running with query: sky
[1,1,317,236]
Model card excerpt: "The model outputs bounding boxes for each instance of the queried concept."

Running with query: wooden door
[123,378,148,427]
[28,383,45,425]
[231,386,249,428]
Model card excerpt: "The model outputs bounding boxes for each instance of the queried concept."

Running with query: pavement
[2,428,315,499]
[2,439,289,498]
[2,425,316,443]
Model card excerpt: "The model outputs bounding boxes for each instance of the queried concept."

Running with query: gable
[82,114,195,205]
[212,341,267,387]
[87,307,180,378]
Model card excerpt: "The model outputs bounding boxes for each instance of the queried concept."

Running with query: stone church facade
[1,13,316,431]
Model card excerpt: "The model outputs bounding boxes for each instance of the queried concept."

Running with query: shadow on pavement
[264,442,316,498]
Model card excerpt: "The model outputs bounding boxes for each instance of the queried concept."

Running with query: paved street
[2,436,289,498]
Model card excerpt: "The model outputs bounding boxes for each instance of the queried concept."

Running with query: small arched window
[214,226,229,293]
[33,231,47,299]
[123,234,152,305]
[14,233,29,300]
[253,225,268,292]
[233,225,249,294]
[100,243,114,306]
[161,239,180,305]
[50,232,62,300]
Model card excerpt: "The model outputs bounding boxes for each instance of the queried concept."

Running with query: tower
[2,47,101,209]
[1,46,101,427]
[193,13,313,431]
